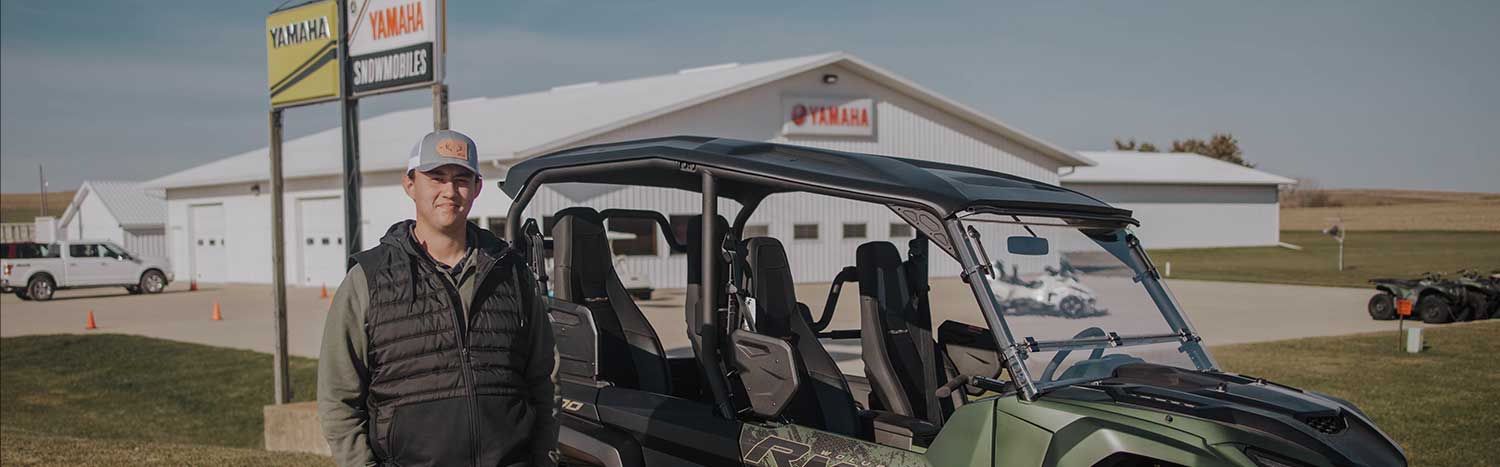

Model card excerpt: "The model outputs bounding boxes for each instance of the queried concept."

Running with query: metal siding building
[57,181,169,259]
[145,52,1089,287]
[1061,152,1296,249]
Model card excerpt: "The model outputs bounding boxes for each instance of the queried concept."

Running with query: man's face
[403,165,480,230]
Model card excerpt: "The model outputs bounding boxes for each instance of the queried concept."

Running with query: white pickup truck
[1,240,174,301]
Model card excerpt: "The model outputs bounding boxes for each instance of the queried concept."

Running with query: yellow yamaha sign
[267,0,341,107]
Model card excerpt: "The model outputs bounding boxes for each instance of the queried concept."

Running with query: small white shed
[57,181,168,258]
[1061,152,1296,249]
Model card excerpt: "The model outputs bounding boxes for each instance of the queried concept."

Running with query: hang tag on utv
[744,297,757,315]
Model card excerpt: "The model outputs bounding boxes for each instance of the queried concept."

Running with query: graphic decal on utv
[740,424,928,467]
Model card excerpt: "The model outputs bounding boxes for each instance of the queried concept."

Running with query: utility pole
[38,165,47,216]
[269,109,292,404]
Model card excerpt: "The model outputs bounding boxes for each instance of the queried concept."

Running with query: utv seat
[857,241,954,425]
[551,207,672,394]
[740,237,862,438]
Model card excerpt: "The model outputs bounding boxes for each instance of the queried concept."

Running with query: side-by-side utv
[499,137,1406,467]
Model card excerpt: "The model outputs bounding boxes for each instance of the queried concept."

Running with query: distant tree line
[1112,133,1254,168]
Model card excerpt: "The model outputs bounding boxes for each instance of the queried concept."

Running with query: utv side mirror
[730,329,801,419]
[1007,236,1049,256]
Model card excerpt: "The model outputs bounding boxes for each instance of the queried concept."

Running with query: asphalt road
[1,277,1415,370]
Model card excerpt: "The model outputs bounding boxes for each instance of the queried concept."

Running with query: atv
[988,258,1106,318]
[500,137,1406,467]
[1453,269,1500,321]
[1370,272,1486,324]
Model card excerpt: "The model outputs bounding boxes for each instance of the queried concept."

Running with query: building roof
[502,136,1133,223]
[1061,151,1297,186]
[145,52,1091,190]
[59,181,166,229]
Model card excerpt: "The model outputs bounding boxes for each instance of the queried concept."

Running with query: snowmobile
[988,258,1105,318]
[499,136,1406,467]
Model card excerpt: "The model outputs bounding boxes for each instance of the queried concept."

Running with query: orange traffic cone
[212,301,222,321]
[320,283,329,299]
[190,279,199,292]
[86,310,97,330]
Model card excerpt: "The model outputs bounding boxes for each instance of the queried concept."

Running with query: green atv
[500,137,1406,467]
[1370,272,1490,323]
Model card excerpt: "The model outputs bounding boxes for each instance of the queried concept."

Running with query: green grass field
[4,328,1498,466]
[1149,230,1500,288]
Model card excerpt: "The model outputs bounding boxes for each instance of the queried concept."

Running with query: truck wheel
[26,276,55,302]
[1367,294,1396,320]
[1418,295,1454,324]
[139,270,167,294]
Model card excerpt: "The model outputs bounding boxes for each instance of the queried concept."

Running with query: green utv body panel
[925,399,996,467]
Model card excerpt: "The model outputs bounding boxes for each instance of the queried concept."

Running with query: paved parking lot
[1,277,1414,364]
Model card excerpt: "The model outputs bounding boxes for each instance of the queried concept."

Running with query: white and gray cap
[407,130,481,177]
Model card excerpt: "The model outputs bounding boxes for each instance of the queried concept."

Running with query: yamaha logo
[791,104,809,126]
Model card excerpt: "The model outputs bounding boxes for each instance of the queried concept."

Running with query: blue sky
[2,0,1496,193]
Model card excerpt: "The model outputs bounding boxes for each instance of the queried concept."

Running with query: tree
[1170,133,1253,167]
[1113,138,1159,152]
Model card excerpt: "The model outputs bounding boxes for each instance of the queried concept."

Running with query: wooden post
[270,108,292,404]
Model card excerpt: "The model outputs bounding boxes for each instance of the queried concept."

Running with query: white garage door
[189,204,227,283]
[298,197,346,287]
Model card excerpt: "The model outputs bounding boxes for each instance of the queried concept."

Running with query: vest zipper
[435,267,481,467]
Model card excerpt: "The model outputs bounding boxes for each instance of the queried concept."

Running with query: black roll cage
[501,147,1162,410]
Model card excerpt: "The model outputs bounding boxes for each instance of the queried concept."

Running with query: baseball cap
[407,130,481,177]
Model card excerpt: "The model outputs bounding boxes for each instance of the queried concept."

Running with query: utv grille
[1304,415,1347,434]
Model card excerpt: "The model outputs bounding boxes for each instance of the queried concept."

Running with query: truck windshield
[958,214,1215,393]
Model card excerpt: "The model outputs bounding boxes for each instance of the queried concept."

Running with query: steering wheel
[1040,327,1107,383]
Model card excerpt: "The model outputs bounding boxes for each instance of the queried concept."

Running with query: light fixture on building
[251,183,261,196]
[822,73,839,84]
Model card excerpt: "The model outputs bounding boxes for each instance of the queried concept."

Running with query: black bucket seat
[551,207,672,394]
[740,237,861,437]
[856,241,954,425]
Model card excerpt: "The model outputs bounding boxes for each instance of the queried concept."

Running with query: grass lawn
[0,334,323,464]
[5,327,1498,466]
[1216,320,1500,467]
[1149,230,1500,288]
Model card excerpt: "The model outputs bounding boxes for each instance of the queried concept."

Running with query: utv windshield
[956,213,1216,394]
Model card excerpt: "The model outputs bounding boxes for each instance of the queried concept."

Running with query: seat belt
[522,218,549,298]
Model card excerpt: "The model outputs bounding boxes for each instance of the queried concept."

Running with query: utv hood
[1058,363,1406,467]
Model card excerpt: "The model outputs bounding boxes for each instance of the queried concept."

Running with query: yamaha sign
[781,95,875,137]
[346,0,443,96]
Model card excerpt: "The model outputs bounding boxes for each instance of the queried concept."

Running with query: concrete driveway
[1,277,1413,363]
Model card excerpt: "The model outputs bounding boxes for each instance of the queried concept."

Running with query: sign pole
[269,108,293,404]
[338,0,362,268]
[433,84,449,130]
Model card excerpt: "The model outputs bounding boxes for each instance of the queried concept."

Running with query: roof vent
[678,62,739,74]
[550,81,600,92]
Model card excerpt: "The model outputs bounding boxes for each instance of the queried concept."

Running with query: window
[608,218,657,256]
[486,217,508,239]
[842,223,867,239]
[744,224,770,238]
[669,215,693,255]
[70,244,100,257]
[890,223,914,238]
[100,244,127,259]
[793,223,819,240]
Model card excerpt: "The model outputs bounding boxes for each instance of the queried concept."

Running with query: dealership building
[146,52,1292,288]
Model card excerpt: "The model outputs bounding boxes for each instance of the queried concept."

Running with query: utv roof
[500,136,1135,223]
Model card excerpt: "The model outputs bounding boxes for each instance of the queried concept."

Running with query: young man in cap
[319,130,558,467]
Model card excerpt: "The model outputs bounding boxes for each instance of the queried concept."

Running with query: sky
[2,0,1497,193]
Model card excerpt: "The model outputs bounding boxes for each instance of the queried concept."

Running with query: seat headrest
[742,237,798,338]
[856,241,913,317]
[686,215,729,285]
[552,207,612,301]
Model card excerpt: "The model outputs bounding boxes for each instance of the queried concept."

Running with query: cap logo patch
[436,138,468,159]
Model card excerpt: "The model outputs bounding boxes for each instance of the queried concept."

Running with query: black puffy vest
[353,221,539,467]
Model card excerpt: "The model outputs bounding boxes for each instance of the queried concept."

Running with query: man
[319,130,558,467]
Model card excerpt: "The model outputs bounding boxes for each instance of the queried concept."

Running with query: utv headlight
[1245,448,1313,467]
